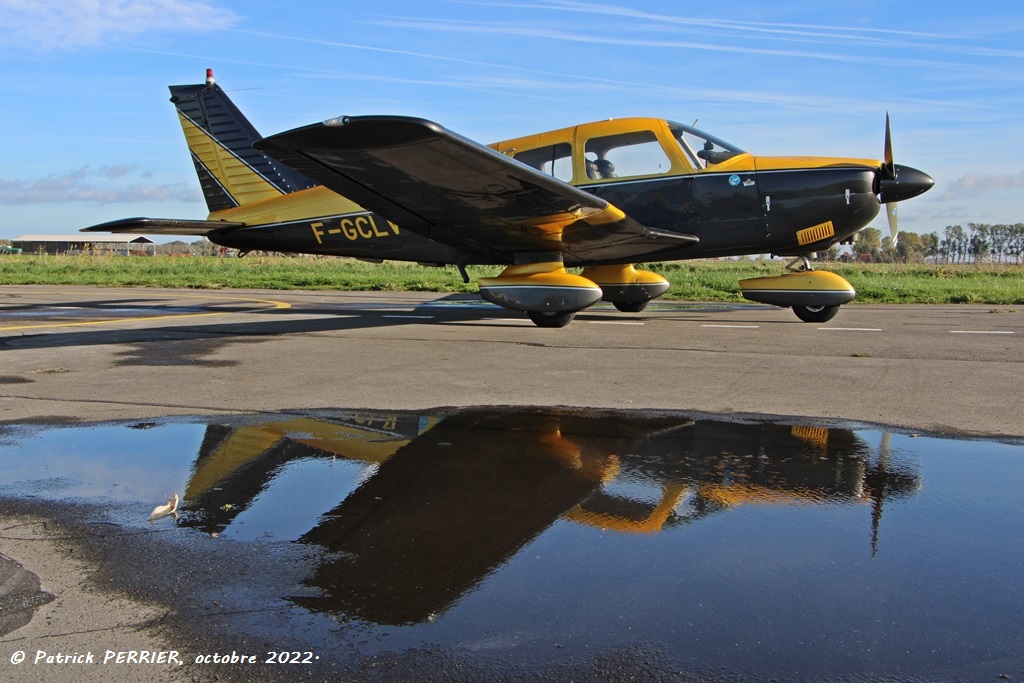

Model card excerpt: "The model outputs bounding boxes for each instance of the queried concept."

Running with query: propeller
[875,114,934,249]
[882,113,899,247]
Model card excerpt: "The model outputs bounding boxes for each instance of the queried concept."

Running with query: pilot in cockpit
[595,159,616,178]
[697,141,732,166]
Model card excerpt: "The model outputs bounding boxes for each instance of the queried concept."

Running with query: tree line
[843,223,1024,264]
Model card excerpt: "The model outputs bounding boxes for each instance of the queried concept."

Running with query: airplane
[83,69,934,327]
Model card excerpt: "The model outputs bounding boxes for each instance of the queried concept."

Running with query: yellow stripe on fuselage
[208,186,366,225]
[699,154,881,174]
[752,155,881,172]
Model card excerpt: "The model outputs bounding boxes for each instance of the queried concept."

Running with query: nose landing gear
[738,256,855,323]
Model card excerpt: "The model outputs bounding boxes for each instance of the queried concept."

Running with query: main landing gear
[612,300,649,313]
[478,260,670,328]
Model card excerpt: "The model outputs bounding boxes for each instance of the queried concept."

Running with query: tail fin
[169,69,316,212]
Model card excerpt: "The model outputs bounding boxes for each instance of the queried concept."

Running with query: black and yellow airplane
[84,69,933,327]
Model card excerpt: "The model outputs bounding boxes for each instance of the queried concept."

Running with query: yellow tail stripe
[178,113,282,206]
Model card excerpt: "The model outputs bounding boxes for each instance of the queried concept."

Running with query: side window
[674,129,742,169]
[584,131,672,180]
[513,143,573,182]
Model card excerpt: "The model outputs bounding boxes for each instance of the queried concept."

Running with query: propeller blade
[882,112,896,179]
[882,113,899,247]
[886,203,899,247]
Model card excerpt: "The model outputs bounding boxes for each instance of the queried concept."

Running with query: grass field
[2,255,1022,305]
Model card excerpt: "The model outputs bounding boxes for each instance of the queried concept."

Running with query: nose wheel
[783,256,842,322]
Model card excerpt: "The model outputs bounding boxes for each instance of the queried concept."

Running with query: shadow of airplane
[1,292,784,360]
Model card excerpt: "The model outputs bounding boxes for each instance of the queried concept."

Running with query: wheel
[792,304,840,323]
[528,310,577,328]
[613,300,649,313]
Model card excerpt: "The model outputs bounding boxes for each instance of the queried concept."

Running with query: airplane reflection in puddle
[176,409,920,626]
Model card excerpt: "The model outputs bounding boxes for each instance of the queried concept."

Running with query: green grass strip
[2,256,1022,305]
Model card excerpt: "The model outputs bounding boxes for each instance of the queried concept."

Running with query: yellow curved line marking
[0,292,291,331]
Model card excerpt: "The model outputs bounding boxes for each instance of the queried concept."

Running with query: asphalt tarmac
[1,285,1021,437]
[1,286,1023,683]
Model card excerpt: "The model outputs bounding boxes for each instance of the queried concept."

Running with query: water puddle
[0,555,54,638]
[1,408,1022,678]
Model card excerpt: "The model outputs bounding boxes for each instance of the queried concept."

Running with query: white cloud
[940,171,1024,199]
[0,0,238,52]
[0,166,199,204]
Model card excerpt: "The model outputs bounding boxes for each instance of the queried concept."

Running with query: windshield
[668,121,744,169]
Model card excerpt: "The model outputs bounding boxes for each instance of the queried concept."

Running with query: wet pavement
[1,407,1022,681]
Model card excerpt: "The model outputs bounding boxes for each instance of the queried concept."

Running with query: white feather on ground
[149,493,179,522]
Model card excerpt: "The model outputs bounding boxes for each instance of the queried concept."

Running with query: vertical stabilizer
[169,70,316,212]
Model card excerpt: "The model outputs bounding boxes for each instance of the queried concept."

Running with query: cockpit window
[669,122,744,169]
[513,143,573,182]
[584,130,672,180]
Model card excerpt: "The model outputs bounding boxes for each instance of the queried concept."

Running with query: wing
[255,116,696,262]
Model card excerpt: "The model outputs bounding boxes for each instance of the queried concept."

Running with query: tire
[792,304,840,323]
[527,310,577,328]
[613,300,649,313]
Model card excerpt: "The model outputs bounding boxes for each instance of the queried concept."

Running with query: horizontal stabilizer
[81,217,244,236]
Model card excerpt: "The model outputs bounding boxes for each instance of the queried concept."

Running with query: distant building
[11,234,154,256]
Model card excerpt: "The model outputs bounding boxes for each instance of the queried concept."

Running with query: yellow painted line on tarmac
[0,292,292,331]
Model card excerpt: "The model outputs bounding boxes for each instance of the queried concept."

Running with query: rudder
[169,69,316,212]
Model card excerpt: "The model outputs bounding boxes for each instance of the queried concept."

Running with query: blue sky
[1,0,1022,242]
